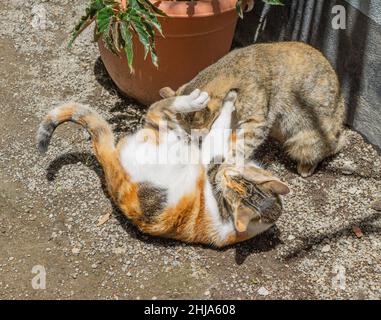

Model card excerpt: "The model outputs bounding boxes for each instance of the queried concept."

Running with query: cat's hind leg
[284,100,346,178]
[288,84,346,177]
[296,162,318,178]
[285,130,333,178]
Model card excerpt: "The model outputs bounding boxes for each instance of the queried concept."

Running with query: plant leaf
[96,6,114,33]
[93,23,101,42]
[150,41,158,67]
[101,15,117,53]
[68,0,105,48]
[236,0,244,19]
[97,211,111,226]
[352,226,363,238]
[136,0,163,36]
[120,21,135,73]
[263,0,284,5]
[140,0,167,17]
[112,20,121,51]
[131,14,151,60]
[69,0,164,70]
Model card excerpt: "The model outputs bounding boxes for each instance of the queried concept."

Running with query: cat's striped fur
[160,42,346,177]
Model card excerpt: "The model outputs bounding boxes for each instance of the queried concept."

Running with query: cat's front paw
[173,89,209,113]
[188,89,209,111]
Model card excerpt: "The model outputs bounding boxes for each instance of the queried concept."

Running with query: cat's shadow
[93,57,134,103]
[46,151,281,264]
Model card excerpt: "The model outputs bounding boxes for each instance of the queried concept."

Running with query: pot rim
[152,0,239,18]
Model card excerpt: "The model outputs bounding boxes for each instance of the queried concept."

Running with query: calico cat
[37,90,289,247]
[159,42,346,177]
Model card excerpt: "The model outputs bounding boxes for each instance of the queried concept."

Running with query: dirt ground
[1,0,380,300]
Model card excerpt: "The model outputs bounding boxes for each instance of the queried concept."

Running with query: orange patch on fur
[140,167,215,245]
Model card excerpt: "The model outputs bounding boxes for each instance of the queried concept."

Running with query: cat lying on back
[37,90,289,247]
[160,42,346,177]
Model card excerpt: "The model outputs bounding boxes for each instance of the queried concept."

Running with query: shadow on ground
[46,150,283,265]
[46,145,381,268]
[283,212,381,261]
[93,57,147,134]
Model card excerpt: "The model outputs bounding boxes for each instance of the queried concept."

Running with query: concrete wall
[234,0,381,151]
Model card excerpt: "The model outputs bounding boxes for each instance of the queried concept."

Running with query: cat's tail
[37,103,141,221]
[37,103,115,165]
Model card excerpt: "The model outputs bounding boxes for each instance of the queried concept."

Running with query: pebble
[348,186,359,195]
[113,247,126,254]
[341,160,356,175]
[204,290,210,296]
[371,199,381,212]
[287,235,295,241]
[321,245,331,253]
[257,287,270,296]
[72,248,80,255]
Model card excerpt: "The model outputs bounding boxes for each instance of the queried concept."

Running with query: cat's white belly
[119,132,201,206]
[119,131,236,244]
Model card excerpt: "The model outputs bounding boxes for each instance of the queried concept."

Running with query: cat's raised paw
[173,89,209,113]
[188,89,209,110]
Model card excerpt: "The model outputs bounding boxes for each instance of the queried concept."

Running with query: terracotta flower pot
[98,0,239,105]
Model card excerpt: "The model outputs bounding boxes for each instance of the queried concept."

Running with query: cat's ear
[241,169,290,195]
[159,87,176,98]
[233,204,254,233]
[262,180,290,195]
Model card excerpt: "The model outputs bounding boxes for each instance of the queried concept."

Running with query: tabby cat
[37,90,289,247]
[160,42,346,177]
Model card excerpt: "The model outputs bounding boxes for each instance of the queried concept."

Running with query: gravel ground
[1,0,380,300]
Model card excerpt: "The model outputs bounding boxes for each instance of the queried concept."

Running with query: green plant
[69,0,165,72]
[69,0,283,72]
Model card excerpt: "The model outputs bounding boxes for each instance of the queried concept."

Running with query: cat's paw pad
[188,89,209,110]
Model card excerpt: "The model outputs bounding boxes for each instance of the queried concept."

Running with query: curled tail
[37,103,141,221]
[37,103,115,167]
[37,103,137,203]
